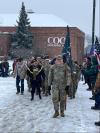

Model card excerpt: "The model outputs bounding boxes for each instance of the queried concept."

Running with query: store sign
[47,37,65,47]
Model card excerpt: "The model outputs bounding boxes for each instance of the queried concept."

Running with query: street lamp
[92,0,96,46]
[99,0,100,42]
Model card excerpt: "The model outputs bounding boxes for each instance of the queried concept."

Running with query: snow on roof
[0,13,68,27]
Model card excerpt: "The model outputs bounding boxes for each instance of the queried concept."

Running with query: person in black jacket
[36,64,45,99]
[2,59,9,77]
[27,60,38,100]
[27,60,44,100]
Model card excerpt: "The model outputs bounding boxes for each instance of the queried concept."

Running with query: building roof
[0,13,69,27]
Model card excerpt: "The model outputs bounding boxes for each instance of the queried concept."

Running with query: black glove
[65,86,69,94]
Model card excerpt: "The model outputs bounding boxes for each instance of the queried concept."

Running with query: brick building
[0,14,85,64]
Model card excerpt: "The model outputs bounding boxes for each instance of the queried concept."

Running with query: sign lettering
[47,37,65,47]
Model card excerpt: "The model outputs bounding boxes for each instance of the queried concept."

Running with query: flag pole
[99,0,100,43]
[92,0,96,46]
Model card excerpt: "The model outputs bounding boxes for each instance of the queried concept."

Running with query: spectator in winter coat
[89,56,98,99]
[2,59,9,77]
[84,57,92,91]
[85,56,98,100]
[91,72,100,110]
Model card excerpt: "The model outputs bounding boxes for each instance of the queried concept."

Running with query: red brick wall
[0,27,85,64]
[31,27,85,64]
[0,34,11,56]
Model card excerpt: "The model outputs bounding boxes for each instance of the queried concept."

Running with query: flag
[90,45,95,55]
[92,37,100,66]
[90,37,100,56]
[62,26,73,70]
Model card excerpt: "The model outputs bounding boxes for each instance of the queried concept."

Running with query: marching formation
[12,51,100,122]
[0,51,100,127]
[11,55,81,118]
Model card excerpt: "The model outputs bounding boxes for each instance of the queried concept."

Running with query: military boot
[95,121,100,126]
[53,111,59,118]
[60,111,65,117]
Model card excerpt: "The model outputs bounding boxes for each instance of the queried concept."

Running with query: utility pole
[92,0,96,46]
[99,0,100,42]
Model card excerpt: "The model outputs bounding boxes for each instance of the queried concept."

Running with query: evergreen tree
[15,2,33,48]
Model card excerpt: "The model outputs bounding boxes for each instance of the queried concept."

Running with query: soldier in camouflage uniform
[69,61,80,99]
[43,59,51,96]
[48,55,71,118]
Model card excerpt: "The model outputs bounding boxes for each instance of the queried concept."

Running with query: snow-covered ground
[0,62,100,132]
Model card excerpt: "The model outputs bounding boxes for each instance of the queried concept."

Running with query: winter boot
[31,92,34,101]
[45,93,48,96]
[39,94,42,99]
[60,111,65,117]
[95,121,100,126]
[89,96,95,100]
[48,89,51,95]
[91,106,100,110]
[16,92,20,94]
[53,111,59,118]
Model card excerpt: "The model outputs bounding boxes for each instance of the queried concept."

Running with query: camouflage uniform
[69,63,80,98]
[43,60,50,95]
[48,58,71,117]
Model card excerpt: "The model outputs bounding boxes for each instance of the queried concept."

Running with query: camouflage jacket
[48,63,71,87]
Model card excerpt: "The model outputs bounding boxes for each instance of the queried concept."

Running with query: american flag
[90,37,100,69]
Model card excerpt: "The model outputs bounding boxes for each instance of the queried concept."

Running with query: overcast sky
[0,0,99,36]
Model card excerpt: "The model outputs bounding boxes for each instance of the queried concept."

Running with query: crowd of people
[0,53,100,126]
[12,55,81,118]
[81,55,100,126]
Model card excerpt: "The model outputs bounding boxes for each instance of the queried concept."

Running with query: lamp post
[92,0,96,46]
[99,0,100,42]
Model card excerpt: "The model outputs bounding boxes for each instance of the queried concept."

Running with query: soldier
[43,59,51,96]
[70,61,80,99]
[48,55,71,118]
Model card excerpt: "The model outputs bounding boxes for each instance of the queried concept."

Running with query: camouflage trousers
[69,76,78,98]
[41,79,48,95]
[44,79,49,95]
[69,84,77,98]
[52,84,67,112]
